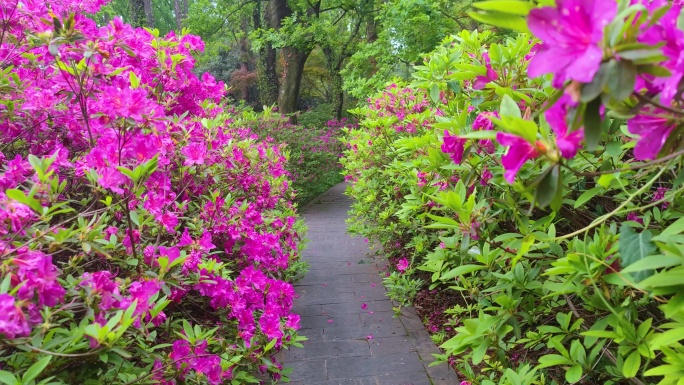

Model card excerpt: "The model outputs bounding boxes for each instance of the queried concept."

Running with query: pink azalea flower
[545,95,584,159]
[285,314,301,330]
[527,0,617,87]
[98,167,127,194]
[181,142,207,166]
[496,133,541,183]
[441,131,466,164]
[367,334,374,340]
[626,212,644,225]
[636,1,684,104]
[480,167,493,186]
[259,311,283,340]
[472,52,498,90]
[396,257,410,273]
[627,106,676,160]
[361,303,368,309]
[0,294,31,339]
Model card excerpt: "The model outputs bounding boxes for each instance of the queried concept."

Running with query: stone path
[281,183,459,385]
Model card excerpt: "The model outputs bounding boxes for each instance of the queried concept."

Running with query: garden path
[281,183,459,385]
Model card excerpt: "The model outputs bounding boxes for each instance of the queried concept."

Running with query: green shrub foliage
[342,3,684,384]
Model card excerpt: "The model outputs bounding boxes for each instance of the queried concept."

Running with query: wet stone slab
[281,183,459,385]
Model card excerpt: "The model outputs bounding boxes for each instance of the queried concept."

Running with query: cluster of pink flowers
[437,0,684,185]
[367,84,433,133]
[0,0,303,382]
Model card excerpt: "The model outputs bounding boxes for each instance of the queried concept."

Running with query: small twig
[633,92,684,117]
[562,148,684,177]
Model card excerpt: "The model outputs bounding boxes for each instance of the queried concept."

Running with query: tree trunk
[129,0,145,28]
[173,0,182,31]
[330,67,344,120]
[130,0,154,28]
[256,1,279,107]
[267,0,314,119]
[279,48,308,118]
[143,0,154,28]
[182,0,189,19]
[366,12,379,76]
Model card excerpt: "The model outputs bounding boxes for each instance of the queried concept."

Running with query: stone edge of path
[290,184,459,385]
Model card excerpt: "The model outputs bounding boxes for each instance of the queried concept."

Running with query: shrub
[234,107,349,205]
[0,1,306,383]
[342,3,684,384]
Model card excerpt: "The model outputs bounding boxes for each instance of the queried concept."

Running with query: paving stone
[283,183,458,385]
[286,358,327,382]
[300,313,362,329]
[283,339,370,361]
[327,352,425,379]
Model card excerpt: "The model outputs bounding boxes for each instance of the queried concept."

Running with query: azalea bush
[0,1,307,384]
[343,1,684,384]
[234,107,349,205]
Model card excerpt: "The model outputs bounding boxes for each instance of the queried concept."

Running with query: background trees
[95,0,474,120]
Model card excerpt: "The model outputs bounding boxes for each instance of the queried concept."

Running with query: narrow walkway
[282,183,459,385]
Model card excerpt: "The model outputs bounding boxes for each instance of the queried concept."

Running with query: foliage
[342,1,684,384]
[0,1,307,384]
[232,107,349,205]
[340,0,477,100]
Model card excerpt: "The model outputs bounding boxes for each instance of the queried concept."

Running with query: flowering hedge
[343,1,684,384]
[0,1,306,384]
[231,108,349,205]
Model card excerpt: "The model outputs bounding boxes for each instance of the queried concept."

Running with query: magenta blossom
[441,131,466,164]
[396,257,410,273]
[636,1,684,104]
[181,142,207,166]
[496,133,541,183]
[545,95,584,158]
[0,294,30,339]
[527,0,617,87]
[473,52,499,90]
[627,106,676,160]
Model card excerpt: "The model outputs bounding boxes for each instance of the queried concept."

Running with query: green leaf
[129,71,140,89]
[264,338,277,352]
[566,365,583,383]
[447,81,461,93]
[0,371,17,385]
[537,354,573,368]
[639,267,684,288]
[649,327,684,350]
[584,98,603,151]
[535,165,562,210]
[581,63,609,103]
[637,64,672,78]
[619,224,657,282]
[458,131,497,140]
[429,84,440,104]
[440,265,486,280]
[468,12,529,32]
[574,186,603,208]
[471,1,534,16]
[499,94,521,119]
[619,49,668,64]
[621,255,680,274]
[660,217,684,236]
[22,356,52,384]
[623,351,641,378]
[606,60,637,101]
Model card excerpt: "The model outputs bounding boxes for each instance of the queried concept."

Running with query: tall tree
[173,0,183,30]
[265,0,319,118]
[256,1,279,106]
[129,0,154,28]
